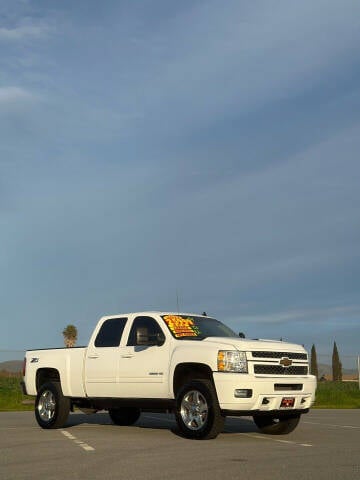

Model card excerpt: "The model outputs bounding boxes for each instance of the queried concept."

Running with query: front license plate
[280,397,295,408]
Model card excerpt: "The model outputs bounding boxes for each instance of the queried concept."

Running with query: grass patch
[313,381,360,408]
[0,374,34,411]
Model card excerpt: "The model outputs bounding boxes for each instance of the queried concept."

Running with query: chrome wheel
[176,380,224,439]
[37,390,56,422]
[180,389,208,431]
[35,382,70,429]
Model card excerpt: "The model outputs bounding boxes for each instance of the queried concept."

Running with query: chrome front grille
[251,351,307,360]
[250,350,309,376]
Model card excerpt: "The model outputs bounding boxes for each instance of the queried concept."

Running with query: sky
[1,0,359,368]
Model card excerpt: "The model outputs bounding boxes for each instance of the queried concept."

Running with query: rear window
[94,318,127,347]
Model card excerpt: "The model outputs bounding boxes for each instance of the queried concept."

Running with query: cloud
[0,24,50,41]
[0,86,35,103]
[115,0,360,137]
[0,1,359,356]
[232,306,360,325]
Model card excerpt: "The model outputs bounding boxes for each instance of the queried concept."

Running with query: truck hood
[201,336,306,353]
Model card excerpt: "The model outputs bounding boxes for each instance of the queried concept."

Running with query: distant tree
[62,325,78,348]
[310,344,319,379]
[332,341,342,381]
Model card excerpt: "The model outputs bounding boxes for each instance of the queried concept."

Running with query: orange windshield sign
[163,315,201,338]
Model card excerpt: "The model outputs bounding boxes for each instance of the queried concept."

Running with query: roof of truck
[101,311,211,319]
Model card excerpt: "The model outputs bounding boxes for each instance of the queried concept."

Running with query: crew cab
[22,312,316,439]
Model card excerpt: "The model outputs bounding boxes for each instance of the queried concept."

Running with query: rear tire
[35,382,70,429]
[175,380,224,440]
[253,414,300,434]
[109,407,141,426]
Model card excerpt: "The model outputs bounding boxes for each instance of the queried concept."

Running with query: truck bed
[24,347,87,397]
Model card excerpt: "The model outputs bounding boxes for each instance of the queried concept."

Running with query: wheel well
[173,363,213,395]
[36,368,61,391]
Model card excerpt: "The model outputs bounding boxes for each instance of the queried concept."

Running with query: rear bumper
[213,372,317,413]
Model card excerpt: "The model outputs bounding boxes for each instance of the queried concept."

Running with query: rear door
[84,317,128,397]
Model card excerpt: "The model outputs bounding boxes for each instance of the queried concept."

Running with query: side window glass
[94,318,127,347]
[127,316,165,346]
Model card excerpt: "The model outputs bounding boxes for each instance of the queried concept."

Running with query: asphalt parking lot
[1,409,359,480]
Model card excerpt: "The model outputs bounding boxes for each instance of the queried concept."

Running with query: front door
[118,315,171,398]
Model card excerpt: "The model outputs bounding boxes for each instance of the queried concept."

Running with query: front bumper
[213,372,317,414]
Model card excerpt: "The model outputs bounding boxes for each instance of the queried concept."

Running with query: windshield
[161,314,237,340]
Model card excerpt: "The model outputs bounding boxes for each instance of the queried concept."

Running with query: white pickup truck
[22,311,316,439]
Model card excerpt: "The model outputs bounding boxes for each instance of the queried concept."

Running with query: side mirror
[238,332,245,338]
[154,332,165,346]
[136,328,165,346]
[136,327,149,345]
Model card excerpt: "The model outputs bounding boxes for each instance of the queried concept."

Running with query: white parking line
[237,433,313,447]
[82,444,96,451]
[303,421,360,429]
[60,430,95,451]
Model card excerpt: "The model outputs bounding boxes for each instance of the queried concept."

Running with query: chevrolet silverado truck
[22,312,316,439]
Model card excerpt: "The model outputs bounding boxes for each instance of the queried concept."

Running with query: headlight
[217,350,248,373]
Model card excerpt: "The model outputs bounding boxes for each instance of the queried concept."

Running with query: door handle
[121,354,134,358]
[88,354,99,359]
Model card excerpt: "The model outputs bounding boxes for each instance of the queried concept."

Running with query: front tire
[175,380,224,440]
[253,414,300,434]
[109,407,141,426]
[35,382,70,429]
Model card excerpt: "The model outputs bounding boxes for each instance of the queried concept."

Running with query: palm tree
[62,325,78,348]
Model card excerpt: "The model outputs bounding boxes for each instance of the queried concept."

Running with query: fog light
[262,398,270,405]
[234,389,252,398]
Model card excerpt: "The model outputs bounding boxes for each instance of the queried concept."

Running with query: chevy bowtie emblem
[279,357,292,367]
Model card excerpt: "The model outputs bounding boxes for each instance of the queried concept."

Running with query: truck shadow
[167,417,259,439]
[65,412,259,435]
